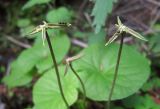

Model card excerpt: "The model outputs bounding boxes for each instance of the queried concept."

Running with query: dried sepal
[105,16,147,46]
[117,16,122,26]
[28,21,71,46]
[105,32,119,46]
[125,26,148,41]
[64,53,84,75]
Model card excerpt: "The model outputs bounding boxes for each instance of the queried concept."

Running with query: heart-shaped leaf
[3,34,70,88]
[33,66,78,109]
[22,0,53,10]
[73,43,150,101]
[2,44,45,88]
[46,7,73,23]
[36,34,70,73]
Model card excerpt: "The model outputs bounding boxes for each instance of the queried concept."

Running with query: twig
[130,16,154,33]
[0,100,5,109]
[79,0,88,14]
[5,60,11,76]
[84,12,93,29]
[6,36,31,48]
[75,0,88,24]
[147,0,160,7]
[150,10,160,28]
[115,5,143,15]
[71,39,88,48]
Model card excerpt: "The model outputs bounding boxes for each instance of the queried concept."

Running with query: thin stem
[69,63,86,108]
[106,32,125,109]
[45,31,69,109]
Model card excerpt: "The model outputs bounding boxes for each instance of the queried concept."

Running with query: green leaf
[22,0,53,10]
[91,0,115,33]
[142,77,160,91]
[20,25,35,37]
[123,94,160,109]
[74,100,86,109]
[33,66,78,109]
[73,31,90,38]
[73,43,150,101]
[0,66,5,73]
[3,68,35,88]
[17,19,31,28]
[122,94,144,108]
[46,7,73,23]
[2,44,45,88]
[3,34,70,87]
[36,34,70,73]
[149,34,160,53]
[88,30,106,45]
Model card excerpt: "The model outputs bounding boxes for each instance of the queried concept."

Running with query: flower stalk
[65,53,86,108]
[105,16,147,109]
[69,63,86,107]
[29,21,71,109]
[45,31,69,109]
[106,32,125,109]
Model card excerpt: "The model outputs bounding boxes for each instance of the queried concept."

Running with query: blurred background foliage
[0,0,160,109]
